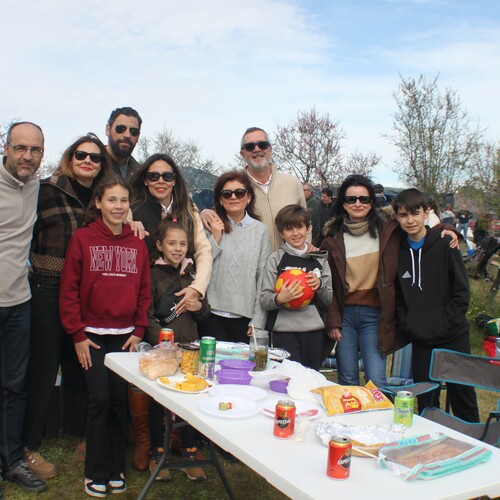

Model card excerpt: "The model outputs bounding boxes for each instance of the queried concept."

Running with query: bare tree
[461,141,499,216]
[138,127,217,173]
[343,150,380,178]
[272,107,346,186]
[386,74,482,199]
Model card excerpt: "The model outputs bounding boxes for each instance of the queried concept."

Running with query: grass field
[2,280,498,499]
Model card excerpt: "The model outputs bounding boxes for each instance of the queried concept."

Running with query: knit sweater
[60,217,151,343]
[248,165,307,251]
[205,219,271,329]
[0,158,39,306]
[260,244,333,333]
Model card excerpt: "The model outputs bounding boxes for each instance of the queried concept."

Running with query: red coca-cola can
[273,400,296,439]
[327,436,352,479]
[159,328,174,344]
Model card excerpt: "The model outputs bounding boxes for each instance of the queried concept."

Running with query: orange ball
[274,268,315,309]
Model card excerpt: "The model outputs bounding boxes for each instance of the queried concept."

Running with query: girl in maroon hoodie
[60,175,150,498]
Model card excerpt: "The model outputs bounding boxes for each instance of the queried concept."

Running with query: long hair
[53,133,111,185]
[327,174,381,238]
[131,153,197,252]
[85,175,132,225]
[213,170,260,233]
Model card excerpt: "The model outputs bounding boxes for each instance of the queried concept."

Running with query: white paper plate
[268,347,291,361]
[209,384,267,401]
[260,398,323,420]
[156,376,211,394]
[198,396,260,419]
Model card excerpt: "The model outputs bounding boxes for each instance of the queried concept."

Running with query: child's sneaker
[149,448,171,481]
[108,473,127,494]
[180,447,206,481]
[84,478,107,498]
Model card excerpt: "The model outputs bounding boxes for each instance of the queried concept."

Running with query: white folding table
[105,352,500,500]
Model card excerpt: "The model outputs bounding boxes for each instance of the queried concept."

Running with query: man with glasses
[1,122,47,493]
[105,106,142,180]
[202,127,307,251]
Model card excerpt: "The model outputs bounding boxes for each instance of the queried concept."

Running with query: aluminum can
[198,336,216,380]
[159,328,174,344]
[273,400,296,439]
[394,390,414,427]
[327,436,352,479]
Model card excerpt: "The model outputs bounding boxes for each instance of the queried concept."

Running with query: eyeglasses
[242,141,270,152]
[146,171,176,182]
[114,125,140,137]
[74,150,104,163]
[344,196,371,205]
[7,143,44,158]
[220,189,248,200]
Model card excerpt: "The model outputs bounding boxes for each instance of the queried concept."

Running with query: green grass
[2,279,498,499]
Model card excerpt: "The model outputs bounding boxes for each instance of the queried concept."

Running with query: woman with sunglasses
[24,134,111,478]
[320,174,408,389]
[199,170,271,342]
[129,153,211,471]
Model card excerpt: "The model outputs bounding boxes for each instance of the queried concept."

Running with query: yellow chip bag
[312,381,393,415]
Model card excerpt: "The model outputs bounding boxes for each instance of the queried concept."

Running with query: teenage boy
[260,205,333,371]
[393,189,479,422]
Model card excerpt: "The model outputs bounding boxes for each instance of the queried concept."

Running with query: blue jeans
[336,305,387,388]
[0,300,31,473]
[457,223,468,240]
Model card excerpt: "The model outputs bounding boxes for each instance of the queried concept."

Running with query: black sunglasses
[242,141,270,152]
[115,125,140,137]
[220,189,248,200]
[74,150,104,163]
[344,195,371,205]
[146,171,176,182]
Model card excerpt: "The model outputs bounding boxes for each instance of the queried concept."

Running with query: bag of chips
[312,381,393,416]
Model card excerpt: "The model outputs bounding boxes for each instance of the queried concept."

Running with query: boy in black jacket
[393,189,479,422]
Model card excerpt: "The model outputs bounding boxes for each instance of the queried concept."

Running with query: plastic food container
[269,378,290,393]
[215,369,252,385]
[218,359,255,371]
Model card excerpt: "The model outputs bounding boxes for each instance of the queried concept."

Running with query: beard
[109,137,134,160]
[246,155,271,172]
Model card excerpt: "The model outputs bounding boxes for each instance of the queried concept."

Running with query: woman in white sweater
[200,170,271,343]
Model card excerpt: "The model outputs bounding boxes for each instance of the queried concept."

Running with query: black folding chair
[421,349,500,446]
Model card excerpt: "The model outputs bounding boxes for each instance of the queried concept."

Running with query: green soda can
[199,337,216,380]
[394,390,414,427]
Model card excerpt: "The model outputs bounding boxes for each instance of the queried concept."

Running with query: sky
[2,0,499,187]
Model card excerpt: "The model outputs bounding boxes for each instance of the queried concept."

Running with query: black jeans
[412,333,480,422]
[24,275,88,449]
[273,330,324,371]
[199,313,250,344]
[0,300,30,472]
[84,333,129,482]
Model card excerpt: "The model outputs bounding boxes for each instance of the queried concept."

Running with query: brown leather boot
[128,386,151,471]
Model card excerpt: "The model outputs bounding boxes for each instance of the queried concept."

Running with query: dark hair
[392,188,428,214]
[157,219,189,244]
[321,187,333,197]
[213,170,260,233]
[275,204,310,233]
[240,127,269,149]
[327,174,380,238]
[85,175,131,225]
[427,198,439,214]
[7,121,44,143]
[53,133,110,184]
[107,107,142,128]
[374,183,384,194]
[131,153,197,254]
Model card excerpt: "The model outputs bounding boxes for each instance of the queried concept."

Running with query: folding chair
[421,349,500,446]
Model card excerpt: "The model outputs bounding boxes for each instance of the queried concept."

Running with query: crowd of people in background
[0,109,496,498]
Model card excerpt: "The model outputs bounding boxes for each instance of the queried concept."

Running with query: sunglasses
[146,171,176,182]
[344,195,371,205]
[74,150,104,163]
[242,141,270,152]
[114,125,140,137]
[220,189,248,200]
